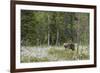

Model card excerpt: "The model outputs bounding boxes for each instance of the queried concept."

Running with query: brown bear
[64,43,75,51]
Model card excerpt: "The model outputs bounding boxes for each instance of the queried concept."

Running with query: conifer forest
[20,10,90,62]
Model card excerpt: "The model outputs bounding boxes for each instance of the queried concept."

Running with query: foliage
[21,10,90,62]
[21,10,89,47]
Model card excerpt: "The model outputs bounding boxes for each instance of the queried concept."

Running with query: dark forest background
[21,10,89,47]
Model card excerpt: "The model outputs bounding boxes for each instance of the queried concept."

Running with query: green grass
[30,57,49,62]
[21,55,30,63]
[21,56,49,63]
[48,47,77,61]
[48,47,89,61]
[21,46,89,62]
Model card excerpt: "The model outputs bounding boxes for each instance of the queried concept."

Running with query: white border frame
[15,4,94,69]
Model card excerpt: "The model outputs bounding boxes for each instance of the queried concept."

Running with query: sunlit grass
[20,46,89,63]
[48,47,76,61]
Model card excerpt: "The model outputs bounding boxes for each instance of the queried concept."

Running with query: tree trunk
[56,29,59,46]
[48,30,50,46]
[76,13,80,60]
[36,38,39,46]
[47,14,50,46]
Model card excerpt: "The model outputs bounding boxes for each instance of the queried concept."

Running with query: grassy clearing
[21,56,49,63]
[48,47,76,61]
[21,46,89,63]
